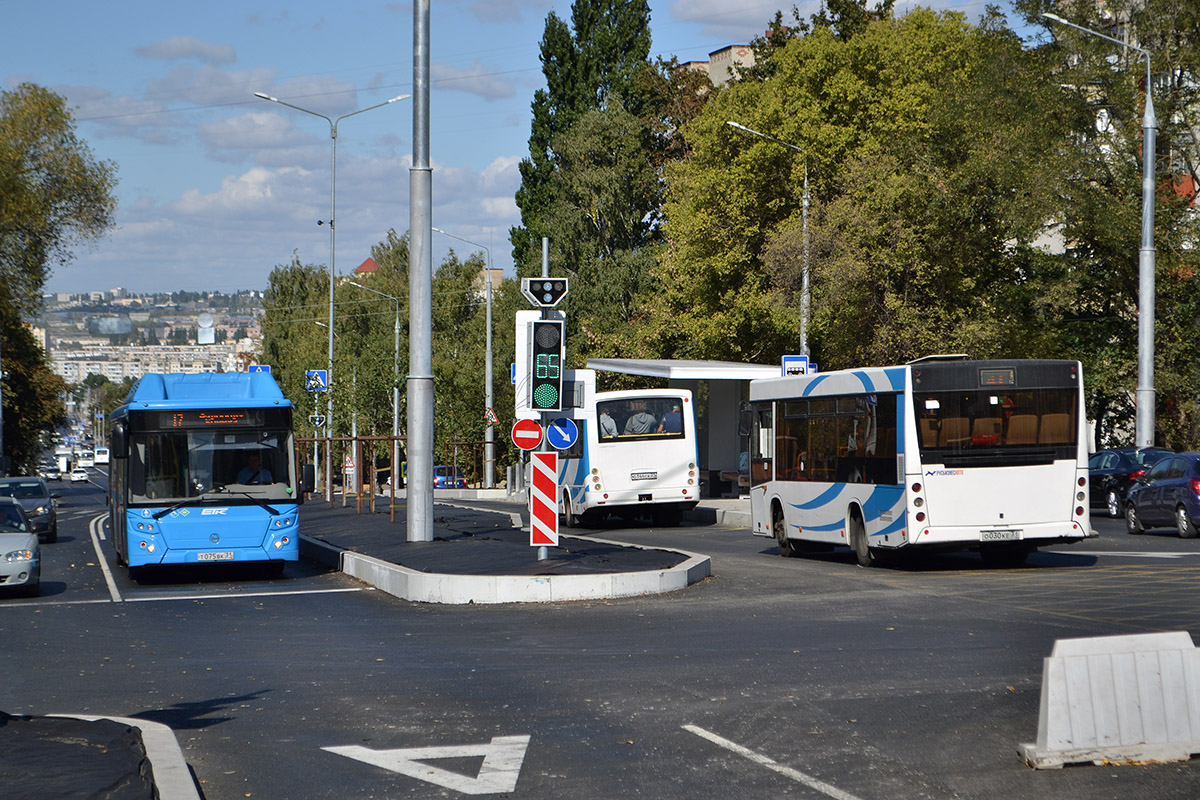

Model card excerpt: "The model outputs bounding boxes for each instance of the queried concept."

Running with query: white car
[69,467,89,483]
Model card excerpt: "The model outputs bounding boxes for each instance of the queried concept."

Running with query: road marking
[683,724,864,800]
[1082,551,1200,559]
[126,587,368,603]
[89,514,123,603]
[324,734,530,794]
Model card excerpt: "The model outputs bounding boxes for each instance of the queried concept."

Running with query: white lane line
[125,586,369,603]
[683,724,865,800]
[89,513,123,603]
[1080,551,1200,559]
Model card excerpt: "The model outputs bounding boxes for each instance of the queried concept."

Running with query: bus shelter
[586,359,780,498]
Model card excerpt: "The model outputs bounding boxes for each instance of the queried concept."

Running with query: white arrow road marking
[323,734,530,795]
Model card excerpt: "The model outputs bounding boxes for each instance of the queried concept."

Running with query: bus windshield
[913,387,1078,466]
[129,428,293,503]
[596,396,687,442]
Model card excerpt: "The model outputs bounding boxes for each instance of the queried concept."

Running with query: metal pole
[408,0,434,541]
[1042,13,1156,446]
[726,120,809,355]
[252,90,408,499]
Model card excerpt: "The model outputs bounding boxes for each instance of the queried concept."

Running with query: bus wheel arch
[561,489,577,528]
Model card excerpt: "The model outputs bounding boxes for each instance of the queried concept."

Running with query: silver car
[0,497,39,597]
[0,477,58,543]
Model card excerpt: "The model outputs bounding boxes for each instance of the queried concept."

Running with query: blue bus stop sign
[545,417,579,450]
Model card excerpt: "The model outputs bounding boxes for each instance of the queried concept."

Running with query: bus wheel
[562,490,577,528]
[850,515,875,568]
[773,504,798,557]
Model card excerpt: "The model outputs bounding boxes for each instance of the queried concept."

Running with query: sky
[4,0,1016,295]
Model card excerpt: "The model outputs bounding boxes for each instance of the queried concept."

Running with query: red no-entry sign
[511,418,543,451]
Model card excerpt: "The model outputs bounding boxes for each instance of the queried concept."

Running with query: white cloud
[135,36,237,65]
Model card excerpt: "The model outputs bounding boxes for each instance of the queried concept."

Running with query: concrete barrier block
[1019,632,1200,769]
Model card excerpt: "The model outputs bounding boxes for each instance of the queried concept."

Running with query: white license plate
[630,471,658,481]
[980,530,1020,542]
[197,551,235,561]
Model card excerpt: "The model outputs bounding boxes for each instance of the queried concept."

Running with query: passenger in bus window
[623,402,657,435]
[657,403,683,434]
[599,411,618,439]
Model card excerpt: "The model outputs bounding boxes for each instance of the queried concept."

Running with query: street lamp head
[1041,12,1066,24]
[387,94,412,104]
[254,91,277,102]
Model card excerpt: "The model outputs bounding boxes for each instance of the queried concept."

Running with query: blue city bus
[107,372,311,572]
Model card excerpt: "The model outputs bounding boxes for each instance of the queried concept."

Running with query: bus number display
[979,368,1015,387]
[160,410,255,428]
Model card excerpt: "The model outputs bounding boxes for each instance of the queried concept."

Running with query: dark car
[1088,447,1173,518]
[0,477,59,543]
[1124,452,1200,538]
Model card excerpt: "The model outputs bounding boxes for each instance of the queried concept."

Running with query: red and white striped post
[529,451,559,547]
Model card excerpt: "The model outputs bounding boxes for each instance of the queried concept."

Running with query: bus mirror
[738,403,753,437]
[300,464,316,497]
[110,422,128,458]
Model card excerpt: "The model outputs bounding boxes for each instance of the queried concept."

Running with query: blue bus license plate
[198,551,235,561]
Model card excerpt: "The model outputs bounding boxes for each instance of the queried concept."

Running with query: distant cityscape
[37,288,264,383]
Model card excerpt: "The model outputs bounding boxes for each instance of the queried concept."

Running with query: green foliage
[0,83,116,471]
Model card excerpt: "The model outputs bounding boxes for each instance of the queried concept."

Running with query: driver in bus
[237,452,274,485]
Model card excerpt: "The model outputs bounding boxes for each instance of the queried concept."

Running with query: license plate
[980,530,1020,542]
[197,551,235,561]
[630,471,657,481]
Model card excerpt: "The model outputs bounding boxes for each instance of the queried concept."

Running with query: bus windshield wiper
[152,485,279,519]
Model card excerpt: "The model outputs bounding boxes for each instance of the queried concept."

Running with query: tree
[511,0,653,276]
[0,83,115,472]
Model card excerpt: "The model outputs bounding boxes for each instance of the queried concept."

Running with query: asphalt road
[3,473,1200,799]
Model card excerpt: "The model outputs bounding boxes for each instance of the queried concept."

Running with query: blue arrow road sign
[545,417,579,450]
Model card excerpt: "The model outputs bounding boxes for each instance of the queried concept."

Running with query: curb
[49,714,200,800]
[300,533,710,605]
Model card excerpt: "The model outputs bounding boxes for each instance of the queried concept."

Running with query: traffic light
[528,320,564,412]
[521,277,569,308]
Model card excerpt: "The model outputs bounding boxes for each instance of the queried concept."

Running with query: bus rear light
[913,497,924,508]
[912,482,922,493]
[915,512,926,522]
[1075,506,1085,516]
[1078,477,1087,487]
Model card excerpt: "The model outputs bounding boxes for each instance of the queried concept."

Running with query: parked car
[1124,452,1200,538]
[433,466,467,489]
[1088,447,1173,518]
[0,497,39,597]
[69,467,89,483]
[0,477,58,543]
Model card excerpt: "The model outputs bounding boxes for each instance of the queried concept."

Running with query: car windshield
[0,482,47,500]
[0,506,27,531]
[1130,449,1172,468]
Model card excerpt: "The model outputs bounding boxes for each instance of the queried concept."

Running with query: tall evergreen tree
[511,0,653,275]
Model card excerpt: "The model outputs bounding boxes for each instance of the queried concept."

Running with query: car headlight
[5,549,35,562]
[33,505,48,515]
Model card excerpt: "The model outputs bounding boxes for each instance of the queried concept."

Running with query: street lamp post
[348,280,402,513]
[432,226,495,489]
[727,121,811,356]
[254,90,410,500]
[1043,12,1157,447]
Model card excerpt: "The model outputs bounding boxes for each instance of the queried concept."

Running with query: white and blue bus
[107,372,310,573]
[748,357,1094,567]
[557,387,700,527]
